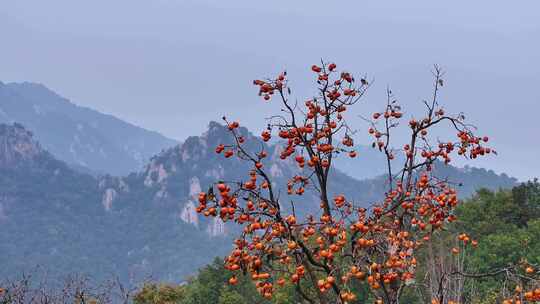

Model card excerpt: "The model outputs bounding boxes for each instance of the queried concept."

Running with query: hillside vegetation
[131,181,540,304]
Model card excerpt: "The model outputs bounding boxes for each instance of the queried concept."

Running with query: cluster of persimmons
[195,62,537,303]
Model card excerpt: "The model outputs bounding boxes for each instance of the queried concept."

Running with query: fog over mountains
[0,81,178,175]
[2,0,538,180]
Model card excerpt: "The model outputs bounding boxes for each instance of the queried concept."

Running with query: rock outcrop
[0,123,43,167]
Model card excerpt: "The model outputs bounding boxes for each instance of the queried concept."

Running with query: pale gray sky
[1,0,539,180]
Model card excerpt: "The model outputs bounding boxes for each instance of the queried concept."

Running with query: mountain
[0,123,229,283]
[0,81,178,175]
[0,122,517,284]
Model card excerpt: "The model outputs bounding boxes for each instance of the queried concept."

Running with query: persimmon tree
[196,62,539,304]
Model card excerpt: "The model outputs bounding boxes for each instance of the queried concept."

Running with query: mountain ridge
[0,81,178,175]
[0,120,518,283]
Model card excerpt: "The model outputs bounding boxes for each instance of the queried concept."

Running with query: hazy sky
[1,0,539,180]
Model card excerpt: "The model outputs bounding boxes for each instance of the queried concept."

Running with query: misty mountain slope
[0,122,387,283]
[0,122,517,283]
[0,123,230,283]
[0,81,178,175]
